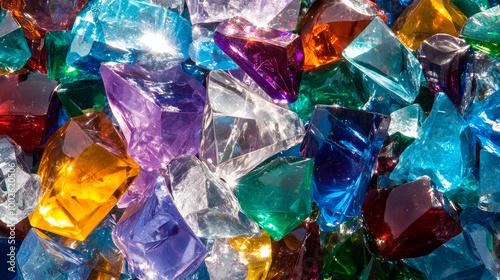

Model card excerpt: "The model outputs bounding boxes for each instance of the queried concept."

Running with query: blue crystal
[372,0,414,26]
[343,17,422,115]
[17,229,91,280]
[300,106,390,225]
[390,92,476,194]
[67,0,192,75]
[0,11,30,72]
[183,261,210,280]
[189,25,238,70]
[479,150,500,211]
[466,91,500,156]
[1,236,20,280]
[181,60,209,84]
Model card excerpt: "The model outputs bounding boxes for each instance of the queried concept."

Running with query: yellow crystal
[229,231,272,280]
[391,0,467,50]
[29,112,140,241]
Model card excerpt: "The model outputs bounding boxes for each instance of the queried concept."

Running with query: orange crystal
[299,0,387,71]
[391,0,468,50]
[29,111,140,241]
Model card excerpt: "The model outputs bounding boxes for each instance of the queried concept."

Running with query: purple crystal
[214,17,304,103]
[416,34,472,113]
[117,170,158,208]
[112,173,207,280]
[101,63,206,171]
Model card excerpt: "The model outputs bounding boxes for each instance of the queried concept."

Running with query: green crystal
[56,80,108,117]
[46,31,99,83]
[466,39,500,58]
[460,6,500,59]
[289,59,369,123]
[236,157,313,241]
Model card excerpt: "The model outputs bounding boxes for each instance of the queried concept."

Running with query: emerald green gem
[466,39,500,59]
[236,157,313,241]
[56,80,108,117]
[289,59,369,123]
[46,31,98,83]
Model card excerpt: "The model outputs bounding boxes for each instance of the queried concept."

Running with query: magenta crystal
[101,63,206,171]
[214,17,304,103]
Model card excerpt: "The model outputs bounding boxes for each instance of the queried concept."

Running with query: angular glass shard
[376,132,415,176]
[465,51,500,103]
[372,0,414,25]
[205,239,249,280]
[189,24,238,70]
[45,31,99,83]
[0,11,30,72]
[461,6,500,59]
[17,229,91,280]
[117,170,157,208]
[300,105,390,225]
[362,176,463,259]
[298,0,386,70]
[228,231,273,280]
[29,112,140,241]
[168,154,261,238]
[182,59,210,84]
[0,136,41,225]
[214,17,304,103]
[149,0,185,15]
[56,80,107,117]
[101,63,206,171]
[387,104,427,138]
[0,74,59,153]
[236,157,313,241]
[416,34,472,113]
[289,59,370,124]
[466,91,500,156]
[390,93,476,193]
[451,0,494,17]
[113,172,207,280]
[199,70,305,182]
[479,150,500,211]
[343,17,422,115]
[391,0,468,50]
[67,0,192,75]
[186,0,300,30]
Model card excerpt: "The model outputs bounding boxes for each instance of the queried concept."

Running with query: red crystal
[361,176,463,259]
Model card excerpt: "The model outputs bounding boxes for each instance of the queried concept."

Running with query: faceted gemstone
[0,74,59,153]
[56,80,107,118]
[362,176,463,259]
[228,231,273,280]
[391,0,468,50]
[343,17,422,115]
[479,150,500,211]
[451,0,494,17]
[214,17,304,103]
[17,228,91,280]
[113,172,207,280]
[182,59,210,84]
[199,70,305,181]
[465,51,500,102]
[168,154,261,238]
[376,132,415,176]
[0,136,41,225]
[117,170,158,208]
[189,24,238,70]
[186,0,301,30]
[1,0,88,41]
[466,91,500,156]
[205,239,249,280]
[0,11,30,72]
[298,0,386,70]
[67,0,192,75]
[300,105,390,225]
[29,112,140,241]
[460,6,500,59]
[390,93,476,194]
[387,104,427,138]
[404,229,496,279]
[266,221,322,280]
[101,63,206,171]
[45,31,99,83]
[372,0,414,25]
[149,0,185,15]
[289,59,370,123]
[0,235,20,280]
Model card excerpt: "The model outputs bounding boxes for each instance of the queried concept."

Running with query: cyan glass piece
[466,90,500,156]
[17,229,91,280]
[0,11,30,72]
[388,104,427,138]
[189,25,238,70]
[391,93,476,194]
[479,150,500,211]
[183,261,210,280]
[343,17,422,115]
[300,106,390,225]
[372,0,414,25]
[67,0,192,75]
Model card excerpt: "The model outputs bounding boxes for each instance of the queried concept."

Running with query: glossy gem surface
[460,6,500,59]
[0,11,30,72]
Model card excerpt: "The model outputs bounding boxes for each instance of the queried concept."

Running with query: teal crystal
[479,150,500,212]
[0,11,30,72]
[390,93,476,195]
[46,31,99,83]
[56,80,108,117]
[387,104,427,138]
[466,91,500,156]
[289,59,370,124]
[460,6,500,59]
[236,157,313,241]
[67,0,192,75]
[189,25,238,70]
[343,17,422,115]
[451,0,493,17]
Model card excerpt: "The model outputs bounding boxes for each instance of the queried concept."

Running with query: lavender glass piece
[101,63,206,171]
[214,17,304,103]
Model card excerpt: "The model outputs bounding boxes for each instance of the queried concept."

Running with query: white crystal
[388,104,427,138]
[205,239,248,280]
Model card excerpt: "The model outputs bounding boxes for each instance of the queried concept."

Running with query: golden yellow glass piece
[391,0,467,50]
[229,231,272,280]
[29,111,140,241]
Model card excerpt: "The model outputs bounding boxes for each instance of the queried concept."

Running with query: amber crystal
[229,231,273,280]
[29,112,140,241]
